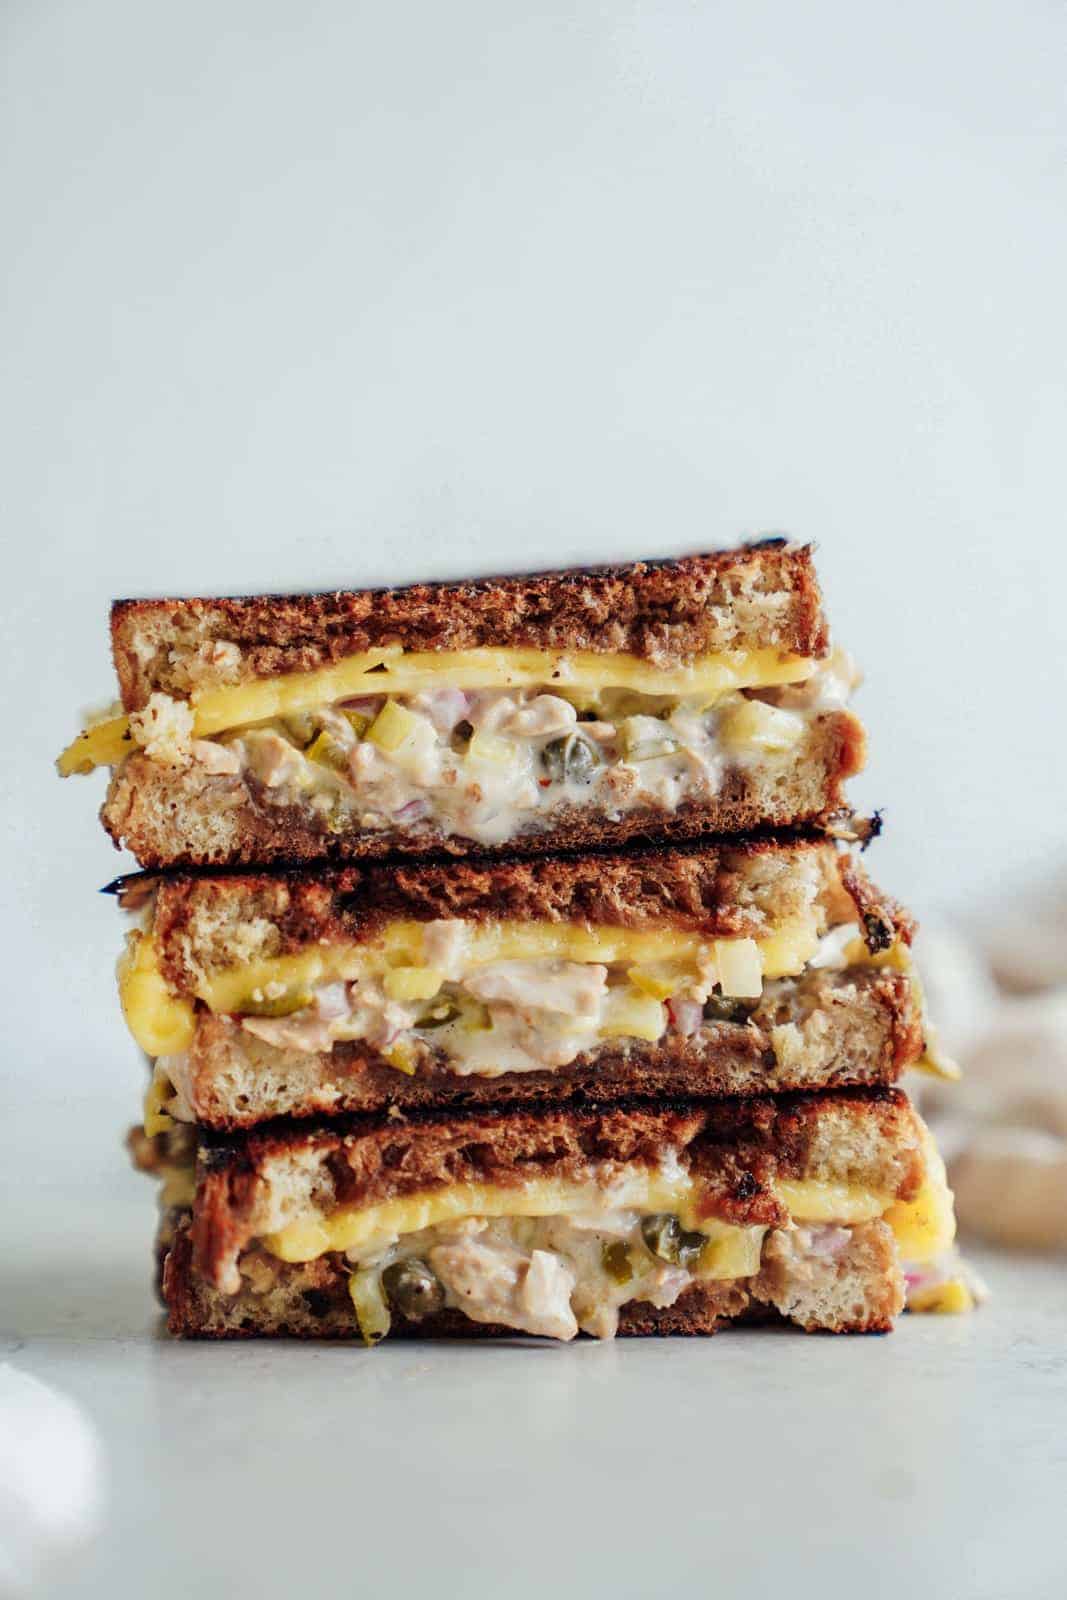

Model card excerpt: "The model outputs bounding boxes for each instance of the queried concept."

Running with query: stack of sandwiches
[61,541,974,1341]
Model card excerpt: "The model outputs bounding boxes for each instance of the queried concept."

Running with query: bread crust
[101,709,865,870]
[188,1089,925,1292]
[175,965,923,1128]
[145,835,908,995]
[110,542,829,710]
[162,1213,902,1338]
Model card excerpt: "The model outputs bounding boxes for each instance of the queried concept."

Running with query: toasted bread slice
[153,1090,950,1339]
[119,840,927,1128]
[110,543,829,708]
[58,544,865,866]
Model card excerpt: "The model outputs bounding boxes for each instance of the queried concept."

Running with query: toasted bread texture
[187,1090,925,1293]
[142,836,904,996]
[170,964,923,1128]
[110,543,829,710]
[101,707,864,869]
[162,1214,903,1337]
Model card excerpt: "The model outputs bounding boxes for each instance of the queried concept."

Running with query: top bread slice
[60,541,866,866]
[110,542,828,709]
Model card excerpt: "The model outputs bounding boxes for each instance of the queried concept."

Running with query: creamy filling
[345,1209,749,1342]
[147,920,895,1127]
[126,652,855,846]
[314,1212,885,1343]
[219,917,826,1077]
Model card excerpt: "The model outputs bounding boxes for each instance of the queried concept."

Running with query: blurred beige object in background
[979,864,1067,995]
[951,1129,1067,1252]
[915,908,1067,1253]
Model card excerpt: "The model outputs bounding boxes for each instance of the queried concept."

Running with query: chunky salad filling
[341,1206,769,1342]
[237,1205,940,1344]
[110,651,857,846]
[146,909,948,1130]
[147,908,852,1125]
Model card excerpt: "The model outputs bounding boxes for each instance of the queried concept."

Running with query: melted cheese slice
[266,1173,700,1261]
[262,1160,957,1270]
[118,934,196,1057]
[117,914,822,1054]
[58,645,817,773]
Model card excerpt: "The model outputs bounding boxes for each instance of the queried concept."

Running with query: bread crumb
[129,693,194,768]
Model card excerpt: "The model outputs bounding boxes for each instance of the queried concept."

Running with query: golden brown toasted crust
[145,834,906,996]
[176,965,923,1128]
[101,708,865,870]
[162,1214,901,1337]
[189,1090,925,1292]
[110,543,829,710]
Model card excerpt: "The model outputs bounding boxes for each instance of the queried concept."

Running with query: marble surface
[3,1135,1065,1600]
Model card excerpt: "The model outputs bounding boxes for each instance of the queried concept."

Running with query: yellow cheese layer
[118,934,196,1057]
[908,1278,974,1314]
[58,645,817,773]
[262,1164,956,1270]
[117,914,822,1055]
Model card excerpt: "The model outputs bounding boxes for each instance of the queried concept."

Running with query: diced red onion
[667,998,703,1037]
[338,696,383,716]
[394,797,429,823]
[314,982,350,1021]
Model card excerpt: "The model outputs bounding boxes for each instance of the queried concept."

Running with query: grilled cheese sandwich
[116,838,938,1129]
[154,1092,953,1341]
[57,545,865,866]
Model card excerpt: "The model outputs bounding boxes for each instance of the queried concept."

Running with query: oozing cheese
[118,934,196,1057]
[58,645,817,773]
[117,914,823,1055]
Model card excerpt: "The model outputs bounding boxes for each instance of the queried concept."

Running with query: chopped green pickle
[240,987,314,1018]
[348,1268,392,1346]
[305,731,349,771]
[601,1241,634,1285]
[640,1213,709,1269]
[418,998,462,1030]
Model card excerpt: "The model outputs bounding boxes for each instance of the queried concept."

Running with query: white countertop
[4,1124,1065,1600]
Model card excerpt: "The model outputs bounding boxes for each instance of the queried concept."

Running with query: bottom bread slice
[162,1212,904,1338]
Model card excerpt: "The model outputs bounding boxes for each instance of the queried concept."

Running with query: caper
[541,733,602,785]
[703,991,757,1024]
[676,1230,707,1269]
[641,1212,682,1263]
[381,1259,445,1321]
[601,1240,633,1285]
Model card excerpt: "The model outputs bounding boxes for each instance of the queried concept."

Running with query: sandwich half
[59,543,865,867]
[151,1090,958,1341]
[119,838,951,1132]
